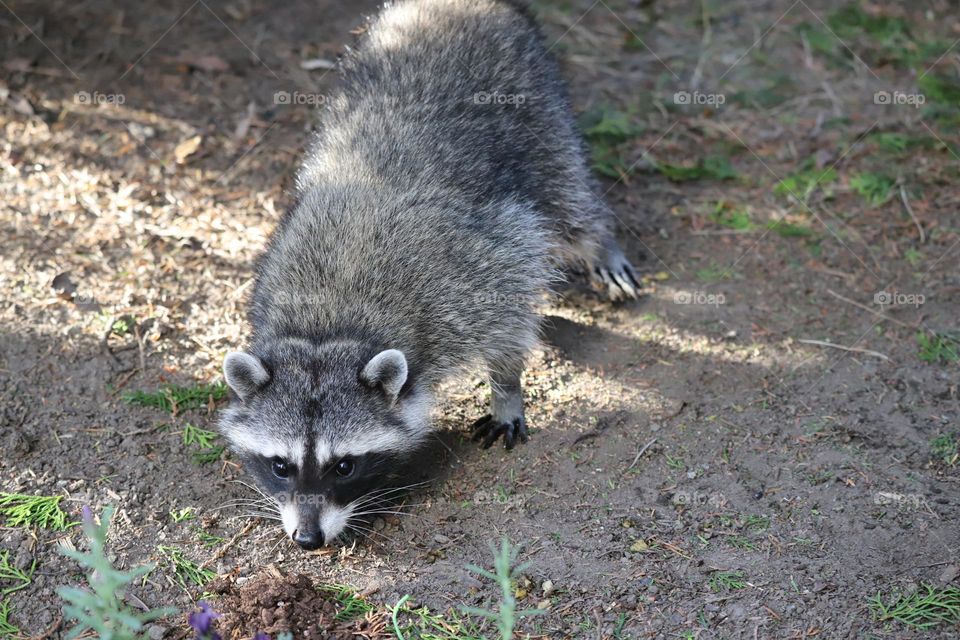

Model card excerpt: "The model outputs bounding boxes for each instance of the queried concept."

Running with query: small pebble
[147,625,167,640]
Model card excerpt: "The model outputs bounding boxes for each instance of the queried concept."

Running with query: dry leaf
[174,135,203,164]
[629,539,649,552]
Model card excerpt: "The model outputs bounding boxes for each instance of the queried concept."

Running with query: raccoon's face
[218,338,431,549]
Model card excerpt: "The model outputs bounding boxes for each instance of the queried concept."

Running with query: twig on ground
[100,318,122,366]
[626,438,658,471]
[109,369,139,396]
[900,185,926,243]
[199,518,260,570]
[134,323,146,373]
[797,339,891,361]
[572,417,612,445]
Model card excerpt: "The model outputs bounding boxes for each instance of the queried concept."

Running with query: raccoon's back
[296,0,584,208]
[249,182,554,382]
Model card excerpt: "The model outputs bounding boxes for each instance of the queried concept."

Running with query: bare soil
[1,0,958,638]
[197,572,389,640]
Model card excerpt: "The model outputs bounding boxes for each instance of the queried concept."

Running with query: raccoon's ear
[361,349,408,406]
[224,351,270,401]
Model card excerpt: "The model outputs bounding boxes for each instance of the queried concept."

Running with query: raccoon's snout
[292,527,324,550]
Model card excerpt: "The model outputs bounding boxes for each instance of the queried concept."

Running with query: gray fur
[220,0,638,547]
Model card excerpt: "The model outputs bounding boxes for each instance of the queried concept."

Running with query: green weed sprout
[158,546,215,588]
[0,492,72,530]
[58,506,176,639]
[870,584,960,629]
[461,538,543,640]
[0,549,36,638]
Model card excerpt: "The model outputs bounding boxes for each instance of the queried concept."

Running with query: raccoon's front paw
[592,258,641,301]
[470,414,528,450]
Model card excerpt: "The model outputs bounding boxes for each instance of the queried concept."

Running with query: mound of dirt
[199,571,390,640]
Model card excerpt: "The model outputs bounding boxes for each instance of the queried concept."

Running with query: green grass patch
[767,220,816,239]
[0,493,72,531]
[656,155,737,182]
[390,596,483,640]
[827,4,910,44]
[930,433,959,466]
[663,453,686,470]
[182,424,218,449]
[317,584,376,622]
[123,381,227,415]
[727,536,756,550]
[710,202,754,230]
[773,165,838,203]
[181,424,225,465]
[850,172,896,206]
[579,107,644,179]
[904,248,923,267]
[0,549,34,639]
[157,546,215,588]
[110,315,136,337]
[193,527,226,549]
[694,264,728,283]
[917,332,960,364]
[743,515,771,532]
[796,22,841,62]
[169,508,195,523]
[709,571,747,592]
[0,550,35,597]
[870,132,934,155]
[918,73,960,107]
[870,584,960,629]
[0,599,20,637]
[191,447,225,465]
[796,4,934,68]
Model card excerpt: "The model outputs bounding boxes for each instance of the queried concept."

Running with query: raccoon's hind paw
[471,414,529,450]
[592,252,642,302]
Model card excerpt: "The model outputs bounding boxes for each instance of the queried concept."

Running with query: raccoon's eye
[335,458,355,478]
[271,458,292,479]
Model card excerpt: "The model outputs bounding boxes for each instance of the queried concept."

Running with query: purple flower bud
[188,601,221,639]
[81,505,94,527]
[253,634,271,640]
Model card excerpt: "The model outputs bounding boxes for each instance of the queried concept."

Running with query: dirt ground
[1,0,959,638]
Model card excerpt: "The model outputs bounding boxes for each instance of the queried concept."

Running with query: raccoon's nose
[292,528,324,550]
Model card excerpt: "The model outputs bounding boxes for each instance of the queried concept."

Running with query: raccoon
[219,0,641,550]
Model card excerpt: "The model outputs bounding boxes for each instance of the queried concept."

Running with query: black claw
[516,416,529,443]
[623,263,642,290]
[481,422,509,449]
[470,415,493,441]
[469,415,529,449]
